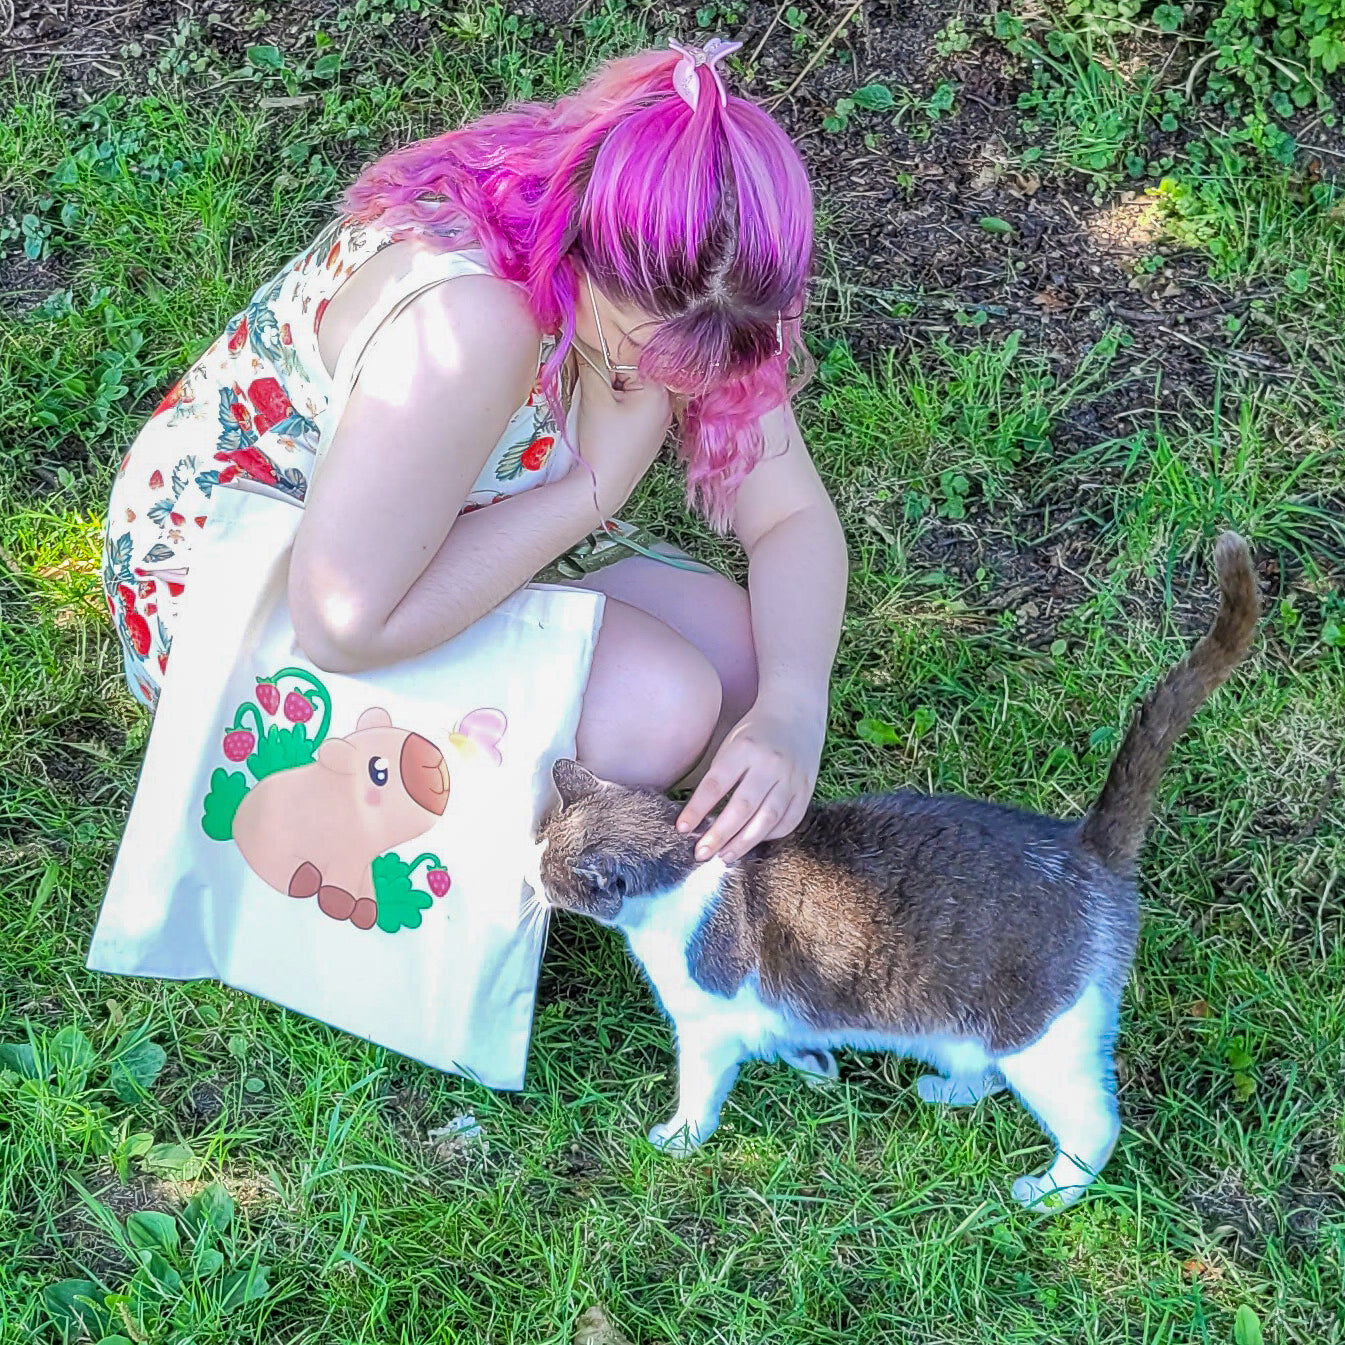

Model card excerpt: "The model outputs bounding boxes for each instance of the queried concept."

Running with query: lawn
[2,1,1343,1342]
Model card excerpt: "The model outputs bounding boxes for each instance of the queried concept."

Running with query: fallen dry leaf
[575,1306,635,1345]
[1032,289,1068,311]
[1182,1258,1225,1283]
[1190,999,1211,1019]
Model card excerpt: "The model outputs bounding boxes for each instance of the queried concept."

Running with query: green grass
[3,2,1344,1343]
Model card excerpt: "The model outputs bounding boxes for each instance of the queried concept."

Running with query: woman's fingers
[764,791,810,845]
[717,787,791,864]
[693,773,777,862]
[677,741,750,835]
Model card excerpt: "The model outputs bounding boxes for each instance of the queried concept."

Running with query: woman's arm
[677,399,848,861]
[290,277,669,672]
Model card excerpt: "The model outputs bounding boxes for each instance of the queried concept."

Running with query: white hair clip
[669,38,743,112]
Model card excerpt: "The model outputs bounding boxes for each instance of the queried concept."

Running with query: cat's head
[536,759,699,924]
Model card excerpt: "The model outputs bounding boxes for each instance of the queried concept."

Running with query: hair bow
[669,38,743,111]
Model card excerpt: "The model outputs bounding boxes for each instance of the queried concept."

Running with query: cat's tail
[1078,532,1259,878]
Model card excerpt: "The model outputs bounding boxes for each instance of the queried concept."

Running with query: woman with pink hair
[102,41,847,863]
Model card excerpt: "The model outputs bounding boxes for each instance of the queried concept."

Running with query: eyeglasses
[581,273,643,390]
[575,272,789,390]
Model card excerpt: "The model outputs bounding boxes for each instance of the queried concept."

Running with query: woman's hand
[570,374,673,519]
[676,695,826,864]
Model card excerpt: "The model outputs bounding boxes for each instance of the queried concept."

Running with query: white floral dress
[102,216,576,710]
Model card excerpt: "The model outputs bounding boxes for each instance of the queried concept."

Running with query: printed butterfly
[447,708,508,766]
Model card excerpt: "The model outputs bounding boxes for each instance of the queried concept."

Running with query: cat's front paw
[1011,1172,1088,1212]
[648,1118,709,1157]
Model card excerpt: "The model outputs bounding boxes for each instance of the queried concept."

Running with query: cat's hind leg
[779,1045,839,1085]
[649,1022,744,1157]
[916,1038,1005,1106]
[996,984,1120,1211]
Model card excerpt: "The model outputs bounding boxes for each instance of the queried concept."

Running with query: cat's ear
[552,758,603,807]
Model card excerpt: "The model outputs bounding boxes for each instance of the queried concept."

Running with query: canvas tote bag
[88,256,604,1089]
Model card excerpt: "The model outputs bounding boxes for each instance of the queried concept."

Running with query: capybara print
[201,667,506,933]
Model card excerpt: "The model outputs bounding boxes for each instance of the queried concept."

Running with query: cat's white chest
[617,860,785,1055]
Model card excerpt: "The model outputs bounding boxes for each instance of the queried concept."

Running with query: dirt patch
[0,249,71,315]
[179,1077,227,1130]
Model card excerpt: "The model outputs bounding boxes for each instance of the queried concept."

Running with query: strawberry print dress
[103,216,575,710]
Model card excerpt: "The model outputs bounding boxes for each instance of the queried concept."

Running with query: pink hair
[343,46,814,528]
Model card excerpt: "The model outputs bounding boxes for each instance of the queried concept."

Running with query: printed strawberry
[195,515,207,529]
[169,511,184,527]
[125,507,136,522]
[223,729,256,761]
[117,583,136,610]
[215,446,278,488]
[158,654,169,675]
[326,240,341,268]
[284,690,314,723]
[124,610,152,657]
[427,869,452,898]
[314,297,330,332]
[280,322,293,345]
[228,315,249,356]
[255,680,280,715]
[248,377,295,436]
[149,469,165,490]
[521,436,554,472]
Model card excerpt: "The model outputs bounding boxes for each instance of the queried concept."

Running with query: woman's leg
[573,557,757,790]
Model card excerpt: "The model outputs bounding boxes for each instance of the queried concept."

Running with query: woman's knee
[576,598,723,789]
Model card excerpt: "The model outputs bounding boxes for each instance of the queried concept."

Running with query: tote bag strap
[310,247,497,488]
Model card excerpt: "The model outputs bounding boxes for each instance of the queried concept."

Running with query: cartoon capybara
[231,707,449,929]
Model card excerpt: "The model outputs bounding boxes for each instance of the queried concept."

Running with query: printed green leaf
[371,853,433,934]
[247,723,317,781]
[202,768,250,841]
[108,1035,166,1103]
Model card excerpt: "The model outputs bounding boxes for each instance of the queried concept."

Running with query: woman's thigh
[578,555,758,726]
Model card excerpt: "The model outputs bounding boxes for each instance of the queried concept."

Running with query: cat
[529,532,1259,1209]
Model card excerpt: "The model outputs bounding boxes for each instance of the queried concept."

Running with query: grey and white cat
[530,533,1259,1208]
